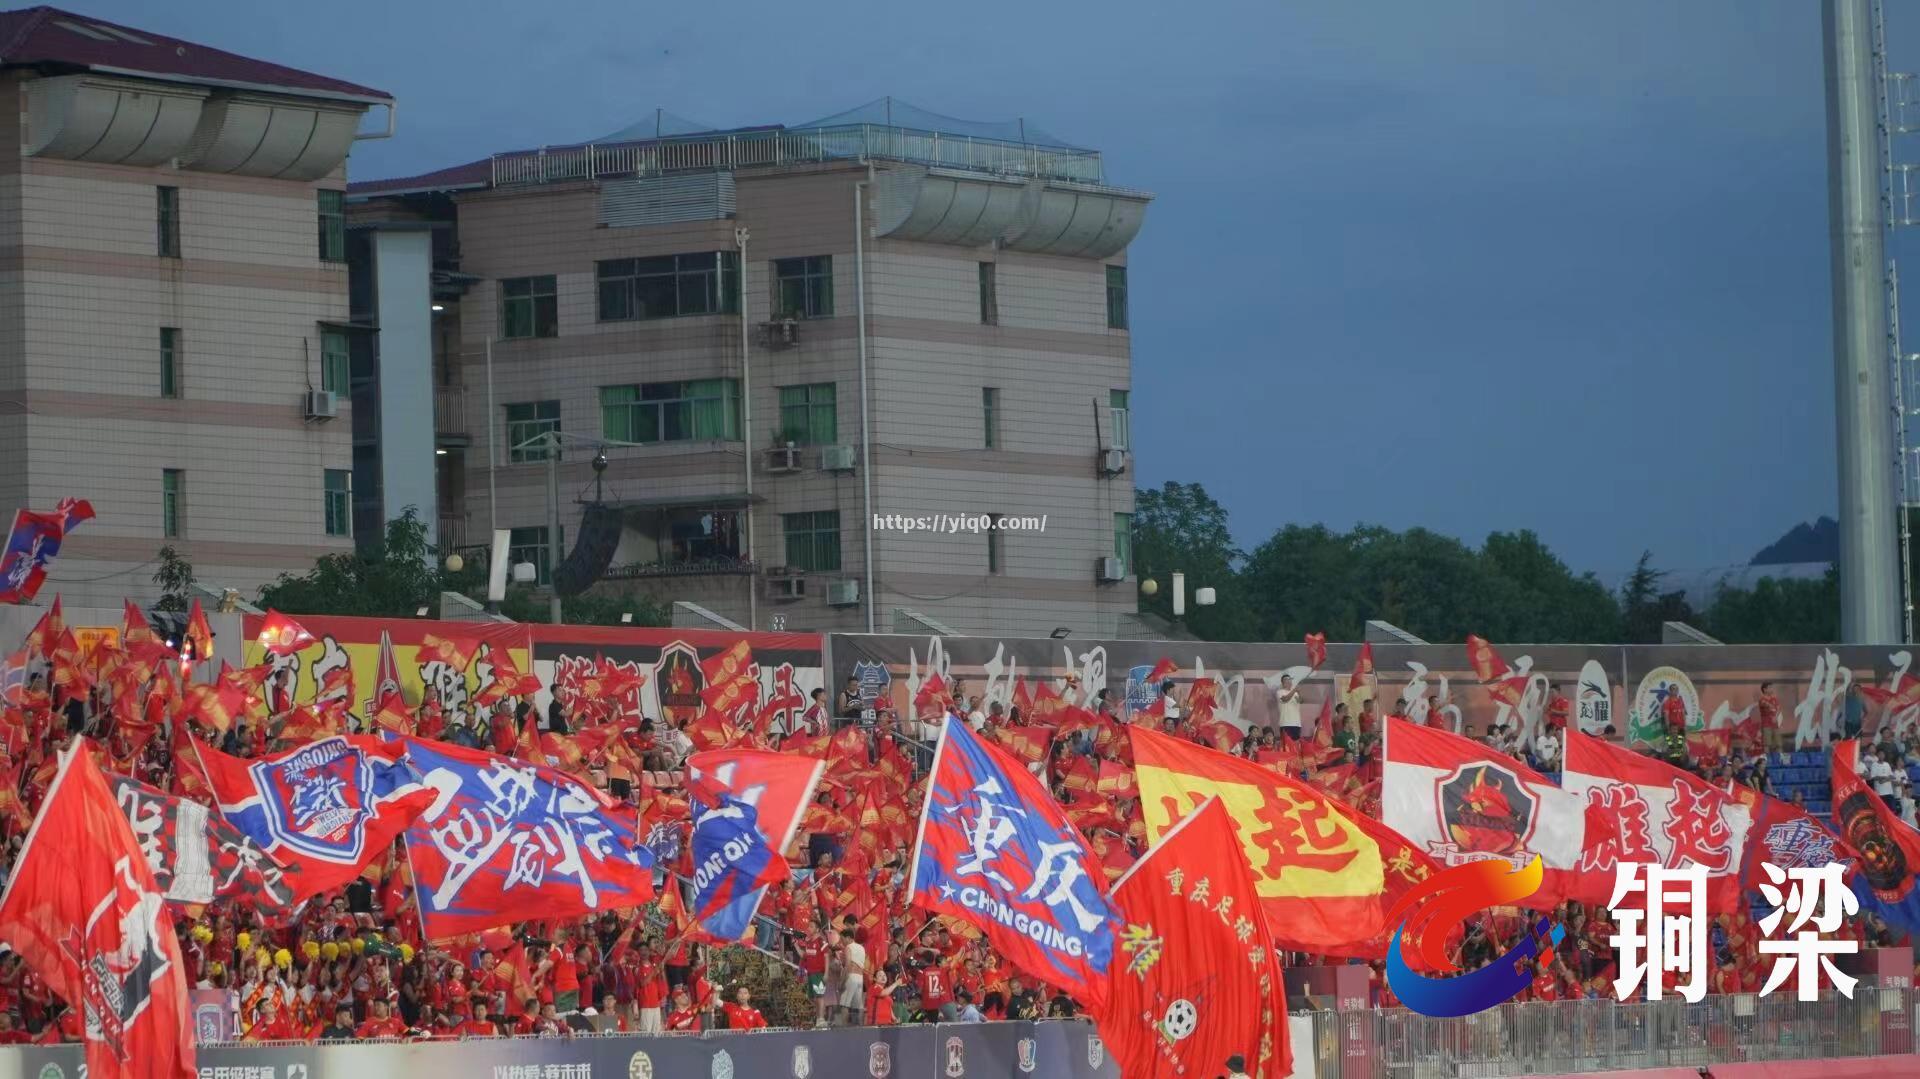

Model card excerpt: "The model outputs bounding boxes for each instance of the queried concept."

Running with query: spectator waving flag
[194,734,434,903]
[0,497,93,605]
[109,772,313,923]
[908,715,1116,1005]
[684,749,824,943]
[1831,740,1920,933]
[400,736,655,939]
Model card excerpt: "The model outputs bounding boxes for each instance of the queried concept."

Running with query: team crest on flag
[249,738,375,862]
[1437,763,1539,863]
[64,855,173,1060]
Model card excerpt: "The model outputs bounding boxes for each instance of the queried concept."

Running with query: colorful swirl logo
[1382,856,1566,1017]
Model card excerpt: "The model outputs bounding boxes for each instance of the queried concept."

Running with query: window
[979,262,998,326]
[162,469,183,538]
[317,190,346,263]
[783,511,841,572]
[508,526,558,585]
[986,515,1003,574]
[1110,390,1131,452]
[982,387,1000,449]
[600,380,740,442]
[773,256,833,319]
[320,329,350,395]
[159,327,180,399]
[597,252,739,321]
[156,186,180,258]
[505,401,561,462]
[501,275,558,339]
[777,383,837,445]
[324,469,352,537]
[1105,265,1129,330]
[1113,512,1133,577]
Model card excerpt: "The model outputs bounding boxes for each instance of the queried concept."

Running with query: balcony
[434,385,470,447]
[602,556,759,580]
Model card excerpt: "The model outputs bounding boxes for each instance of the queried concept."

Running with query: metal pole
[1826,0,1903,643]
[547,433,562,625]
[855,175,877,633]
[486,337,498,541]
[736,228,757,632]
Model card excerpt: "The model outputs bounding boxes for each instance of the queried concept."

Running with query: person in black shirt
[319,1006,357,1040]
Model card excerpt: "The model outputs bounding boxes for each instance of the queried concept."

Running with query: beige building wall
[0,74,357,608]
[444,161,1135,636]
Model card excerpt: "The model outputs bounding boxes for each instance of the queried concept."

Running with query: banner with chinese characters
[241,614,531,731]
[829,633,1914,751]
[526,623,823,730]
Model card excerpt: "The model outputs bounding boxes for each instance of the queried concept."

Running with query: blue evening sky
[81,0,1910,576]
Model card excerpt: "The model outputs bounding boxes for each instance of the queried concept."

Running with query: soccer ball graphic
[1161,999,1199,1042]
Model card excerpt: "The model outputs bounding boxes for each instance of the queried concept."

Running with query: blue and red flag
[1831,740,1920,935]
[908,715,1116,1005]
[195,734,433,903]
[0,498,93,605]
[684,749,823,943]
[399,736,656,940]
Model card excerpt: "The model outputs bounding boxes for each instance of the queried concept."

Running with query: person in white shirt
[1532,730,1561,771]
[1159,681,1182,722]
[966,695,987,733]
[1225,1054,1252,1079]
[1274,675,1303,740]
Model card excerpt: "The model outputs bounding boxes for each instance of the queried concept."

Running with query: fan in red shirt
[915,958,951,1017]
[245,999,298,1042]
[355,999,409,1039]
[665,985,703,1032]
[460,1002,499,1038]
[0,1013,30,1045]
[511,999,543,1036]
[1529,959,1561,1003]
[1546,686,1572,731]
[720,987,768,1030]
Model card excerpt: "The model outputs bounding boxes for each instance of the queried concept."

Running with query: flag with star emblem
[1131,725,1438,959]
[908,716,1116,1004]
[1098,797,1288,1079]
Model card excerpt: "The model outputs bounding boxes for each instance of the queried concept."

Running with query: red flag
[1012,677,1035,716]
[317,662,356,707]
[0,741,193,1079]
[997,725,1054,766]
[1094,759,1138,799]
[1463,634,1511,683]
[1560,730,1752,913]
[122,601,158,649]
[254,610,315,657]
[699,640,755,690]
[699,674,758,717]
[24,595,64,657]
[183,681,247,734]
[1144,658,1178,687]
[419,632,481,672]
[183,599,214,667]
[474,644,541,707]
[1832,740,1920,921]
[1099,798,1288,1079]
[1347,642,1374,695]
[1304,633,1327,672]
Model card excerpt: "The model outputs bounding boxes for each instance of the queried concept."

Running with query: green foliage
[1617,550,1696,643]
[496,586,671,627]
[1131,482,1256,640]
[152,545,195,612]
[1701,567,1839,643]
[257,508,446,617]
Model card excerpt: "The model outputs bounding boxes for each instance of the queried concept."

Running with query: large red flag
[1560,730,1751,912]
[1100,797,1289,1079]
[182,598,214,667]
[1304,633,1327,671]
[1347,642,1374,695]
[254,610,315,657]
[1131,725,1438,959]
[0,741,193,1079]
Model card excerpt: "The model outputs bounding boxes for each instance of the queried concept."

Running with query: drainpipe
[737,228,758,631]
[855,171,876,633]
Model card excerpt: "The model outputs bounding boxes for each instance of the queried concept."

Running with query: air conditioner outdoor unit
[826,578,860,607]
[821,445,856,472]
[304,390,338,420]
[761,445,803,473]
[1097,447,1128,476]
[1096,556,1125,582]
[765,570,807,600]
[759,319,799,349]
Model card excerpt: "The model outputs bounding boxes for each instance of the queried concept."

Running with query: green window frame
[505,401,562,462]
[783,511,841,572]
[317,190,346,263]
[501,275,558,339]
[597,252,739,322]
[777,383,837,445]
[1110,389,1130,452]
[157,186,180,258]
[979,262,998,326]
[600,380,740,443]
[1114,512,1133,577]
[1105,265,1129,330]
[324,469,352,537]
[160,327,180,399]
[321,329,350,395]
[162,469,183,538]
[982,387,1000,449]
[773,255,834,319]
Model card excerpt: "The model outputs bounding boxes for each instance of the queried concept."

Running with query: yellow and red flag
[183,598,214,666]
[698,640,754,690]
[122,600,158,648]
[23,596,64,657]
[1130,725,1437,959]
[419,632,481,672]
[255,610,315,657]
[474,644,540,707]
[1144,657,1178,686]
[1346,642,1374,696]
[1098,797,1289,1079]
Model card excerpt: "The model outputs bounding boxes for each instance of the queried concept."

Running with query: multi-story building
[351,103,1151,638]
[0,7,392,607]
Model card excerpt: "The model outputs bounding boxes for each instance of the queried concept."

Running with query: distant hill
[1751,516,1839,565]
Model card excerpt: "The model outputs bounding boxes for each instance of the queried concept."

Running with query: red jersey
[459,1018,497,1038]
[795,937,828,975]
[550,953,579,995]
[0,1029,29,1045]
[1663,695,1687,731]
[721,1002,767,1030]
[246,1015,296,1041]
[665,1006,702,1032]
[916,967,950,1010]
[635,962,668,1009]
[356,1015,408,1039]
[1530,973,1559,1002]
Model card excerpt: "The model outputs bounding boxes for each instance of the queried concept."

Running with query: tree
[257,508,445,618]
[1702,568,1839,643]
[151,546,195,612]
[1130,482,1255,640]
[497,586,671,627]
[1618,550,1695,643]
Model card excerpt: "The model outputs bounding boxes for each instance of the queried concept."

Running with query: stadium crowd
[0,622,1905,1045]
